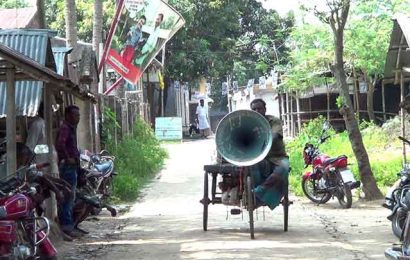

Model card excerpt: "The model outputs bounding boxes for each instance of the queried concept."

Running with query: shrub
[287,117,405,196]
[107,116,168,201]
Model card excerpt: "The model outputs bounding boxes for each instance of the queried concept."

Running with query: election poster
[105,0,185,85]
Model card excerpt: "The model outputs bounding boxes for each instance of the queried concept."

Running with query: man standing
[196,99,210,138]
[55,105,82,238]
[250,98,289,209]
[26,102,45,152]
[121,15,147,64]
[135,13,164,66]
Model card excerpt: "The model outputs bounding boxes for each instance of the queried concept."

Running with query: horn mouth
[215,110,272,166]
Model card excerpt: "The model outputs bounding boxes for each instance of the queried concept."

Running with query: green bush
[107,116,168,201]
[287,117,405,196]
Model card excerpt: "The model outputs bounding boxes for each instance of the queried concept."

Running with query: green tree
[345,0,410,121]
[165,0,294,107]
[313,0,383,200]
[281,23,334,92]
[45,0,114,42]
[0,0,29,8]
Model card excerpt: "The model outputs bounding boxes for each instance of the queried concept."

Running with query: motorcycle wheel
[302,178,331,204]
[335,173,352,209]
[99,176,113,199]
[392,210,407,239]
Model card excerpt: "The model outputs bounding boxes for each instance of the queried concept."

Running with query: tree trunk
[65,0,78,63]
[329,3,382,200]
[92,0,103,58]
[367,81,376,122]
[36,0,45,28]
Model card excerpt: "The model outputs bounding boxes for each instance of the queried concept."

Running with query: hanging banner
[105,0,185,85]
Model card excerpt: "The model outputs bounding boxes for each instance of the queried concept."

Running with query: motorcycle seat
[94,161,113,175]
[323,155,347,166]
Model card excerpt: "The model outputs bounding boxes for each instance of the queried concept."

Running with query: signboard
[155,117,182,140]
[105,0,185,85]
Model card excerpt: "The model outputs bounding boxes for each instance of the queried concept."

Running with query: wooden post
[6,67,16,176]
[326,83,330,122]
[285,92,290,137]
[113,97,118,148]
[352,69,360,118]
[296,92,301,134]
[401,71,406,163]
[280,92,285,122]
[290,94,294,137]
[382,81,386,122]
[43,85,58,220]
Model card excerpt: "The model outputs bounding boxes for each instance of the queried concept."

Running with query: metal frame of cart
[201,163,292,239]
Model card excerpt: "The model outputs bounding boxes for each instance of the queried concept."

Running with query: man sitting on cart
[249,98,290,209]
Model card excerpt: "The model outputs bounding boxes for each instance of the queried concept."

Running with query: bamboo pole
[6,67,16,176]
[285,92,290,137]
[382,81,386,121]
[296,92,301,134]
[401,71,406,164]
[290,94,294,137]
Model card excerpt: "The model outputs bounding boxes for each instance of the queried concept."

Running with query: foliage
[288,117,404,196]
[165,0,295,107]
[0,0,29,8]
[108,117,167,201]
[281,23,333,92]
[101,106,120,149]
[44,0,115,42]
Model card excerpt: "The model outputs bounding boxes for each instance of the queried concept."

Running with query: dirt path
[57,138,396,260]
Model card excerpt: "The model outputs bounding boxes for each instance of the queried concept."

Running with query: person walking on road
[196,99,210,138]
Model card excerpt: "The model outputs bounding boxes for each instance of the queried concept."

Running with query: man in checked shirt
[55,105,82,239]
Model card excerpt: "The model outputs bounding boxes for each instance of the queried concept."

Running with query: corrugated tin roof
[52,47,72,76]
[0,7,37,29]
[384,14,410,82]
[0,29,56,117]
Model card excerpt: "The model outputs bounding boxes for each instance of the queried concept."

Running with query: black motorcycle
[385,136,410,238]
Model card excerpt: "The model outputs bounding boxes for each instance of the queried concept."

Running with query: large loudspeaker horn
[215,109,272,166]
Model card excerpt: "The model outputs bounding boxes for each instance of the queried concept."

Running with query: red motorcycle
[301,122,361,209]
[0,163,62,260]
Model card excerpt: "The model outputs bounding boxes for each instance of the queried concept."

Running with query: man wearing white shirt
[196,99,210,138]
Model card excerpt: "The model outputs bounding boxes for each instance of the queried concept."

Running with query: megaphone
[215,110,272,166]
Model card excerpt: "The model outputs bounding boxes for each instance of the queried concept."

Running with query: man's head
[155,13,164,28]
[137,15,146,28]
[200,99,204,107]
[64,105,80,126]
[250,98,266,116]
[16,142,34,168]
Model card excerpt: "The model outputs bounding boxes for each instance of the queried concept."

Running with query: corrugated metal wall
[0,29,55,117]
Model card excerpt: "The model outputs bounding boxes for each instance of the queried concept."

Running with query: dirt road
[58,138,396,260]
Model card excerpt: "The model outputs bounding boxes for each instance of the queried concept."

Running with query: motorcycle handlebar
[399,136,410,145]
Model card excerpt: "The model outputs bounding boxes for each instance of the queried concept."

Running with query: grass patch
[105,117,168,202]
[287,117,405,196]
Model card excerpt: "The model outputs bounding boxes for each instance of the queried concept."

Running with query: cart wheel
[203,172,209,231]
[246,175,255,239]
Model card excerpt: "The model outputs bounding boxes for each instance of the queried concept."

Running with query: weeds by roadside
[102,107,168,202]
[287,116,403,196]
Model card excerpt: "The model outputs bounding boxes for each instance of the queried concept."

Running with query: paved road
[59,137,396,260]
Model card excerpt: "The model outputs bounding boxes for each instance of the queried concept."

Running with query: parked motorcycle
[73,150,117,232]
[301,122,361,209]
[384,136,410,239]
[385,191,410,259]
[0,162,61,259]
[79,150,116,199]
